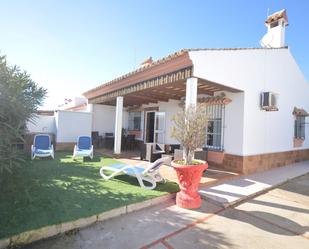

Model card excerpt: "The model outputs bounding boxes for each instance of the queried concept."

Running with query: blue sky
[1,0,308,109]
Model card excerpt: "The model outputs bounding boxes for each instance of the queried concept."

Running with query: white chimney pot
[261,9,288,48]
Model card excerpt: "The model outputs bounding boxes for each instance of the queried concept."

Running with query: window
[294,116,305,139]
[128,112,141,131]
[205,104,225,150]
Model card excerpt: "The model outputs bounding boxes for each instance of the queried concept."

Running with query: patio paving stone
[199,160,309,207]
[235,174,309,238]
[23,200,222,249]
[166,207,309,249]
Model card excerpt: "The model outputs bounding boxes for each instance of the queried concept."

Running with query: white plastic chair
[72,136,94,160]
[31,134,54,160]
[99,157,168,190]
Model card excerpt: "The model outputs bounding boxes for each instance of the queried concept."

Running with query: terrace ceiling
[87,74,240,107]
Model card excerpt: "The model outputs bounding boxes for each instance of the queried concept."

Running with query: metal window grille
[294,116,306,139]
[205,104,225,151]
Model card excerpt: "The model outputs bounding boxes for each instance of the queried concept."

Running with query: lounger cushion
[75,148,92,156]
[35,149,52,154]
[78,136,92,150]
[34,136,50,150]
[109,164,145,175]
[123,167,144,175]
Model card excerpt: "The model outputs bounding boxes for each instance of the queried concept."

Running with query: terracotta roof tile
[265,9,288,25]
[83,49,188,95]
[140,57,153,67]
[83,47,288,96]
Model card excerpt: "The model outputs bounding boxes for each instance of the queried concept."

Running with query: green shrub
[0,55,46,173]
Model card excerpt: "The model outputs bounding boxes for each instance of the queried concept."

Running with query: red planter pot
[171,160,208,209]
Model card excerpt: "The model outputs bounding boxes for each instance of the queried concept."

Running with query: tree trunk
[187,151,194,165]
[184,147,193,165]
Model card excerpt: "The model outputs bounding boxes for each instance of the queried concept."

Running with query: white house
[81,9,309,174]
[29,10,309,174]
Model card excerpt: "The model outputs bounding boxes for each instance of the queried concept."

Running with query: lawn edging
[0,193,175,249]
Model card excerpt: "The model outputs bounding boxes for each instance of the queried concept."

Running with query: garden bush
[0,55,46,173]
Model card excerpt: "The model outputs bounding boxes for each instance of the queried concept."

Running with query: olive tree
[0,55,47,173]
[171,103,209,165]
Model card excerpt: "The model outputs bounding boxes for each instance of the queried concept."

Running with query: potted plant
[171,103,209,209]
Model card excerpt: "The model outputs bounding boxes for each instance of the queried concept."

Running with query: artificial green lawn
[0,152,178,239]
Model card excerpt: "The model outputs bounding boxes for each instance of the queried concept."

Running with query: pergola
[83,50,241,154]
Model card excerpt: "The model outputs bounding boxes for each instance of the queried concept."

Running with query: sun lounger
[99,157,168,190]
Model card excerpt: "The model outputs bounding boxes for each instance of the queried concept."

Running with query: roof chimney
[140,57,153,67]
[260,9,288,48]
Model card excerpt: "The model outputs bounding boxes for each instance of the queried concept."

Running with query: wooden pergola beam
[125,94,159,104]
[124,97,155,105]
[90,73,242,106]
[131,92,169,102]
[88,67,193,104]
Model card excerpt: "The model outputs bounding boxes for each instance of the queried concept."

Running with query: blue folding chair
[72,136,93,159]
[31,134,54,160]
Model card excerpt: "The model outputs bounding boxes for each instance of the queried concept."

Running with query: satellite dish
[260,33,273,48]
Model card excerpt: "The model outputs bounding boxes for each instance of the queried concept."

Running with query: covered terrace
[83,50,242,154]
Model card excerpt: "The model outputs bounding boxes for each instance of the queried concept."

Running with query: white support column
[185,77,198,109]
[184,77,198,160]
[114,96,123,154]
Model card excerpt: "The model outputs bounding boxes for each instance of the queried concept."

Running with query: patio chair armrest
[51,144,54,151]
[31,145,35,152]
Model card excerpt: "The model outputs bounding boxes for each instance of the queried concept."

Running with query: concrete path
[23,174,309,249]
[199,160,309,207]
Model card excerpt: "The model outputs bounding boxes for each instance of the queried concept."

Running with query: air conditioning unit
[260,92,278,111]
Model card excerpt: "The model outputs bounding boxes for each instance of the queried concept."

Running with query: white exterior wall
[92,104,116,135]
[190,48,309,156]
[27,115,56,134]
[92,104,128,136]
[223,92,245,155]
[55,110,92,143]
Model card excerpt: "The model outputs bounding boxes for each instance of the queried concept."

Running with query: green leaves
[0,55,47,174]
